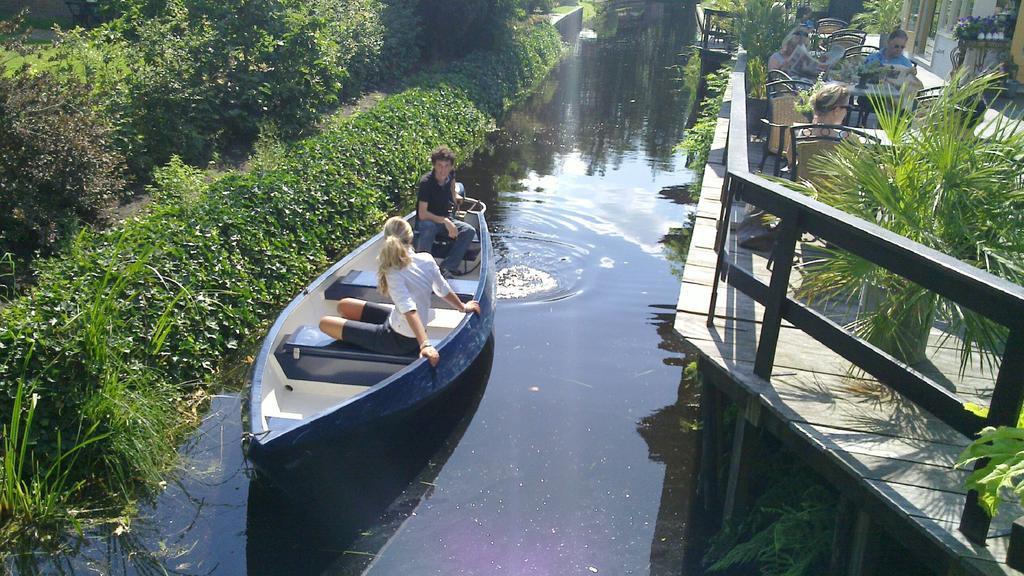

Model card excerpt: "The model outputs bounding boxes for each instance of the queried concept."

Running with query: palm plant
[852,0,904,34]
[792,72,1024,373]
[735,0,790,64]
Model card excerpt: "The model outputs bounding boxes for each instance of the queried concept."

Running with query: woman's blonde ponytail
[377,217,414,296]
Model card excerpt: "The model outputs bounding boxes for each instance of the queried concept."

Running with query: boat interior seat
[275,325,414,386]
[424,233,481,263]
[324,269,476,305]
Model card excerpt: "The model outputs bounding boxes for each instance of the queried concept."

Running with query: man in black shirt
[415,146,475,277]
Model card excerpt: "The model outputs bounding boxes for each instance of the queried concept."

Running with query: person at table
[768,27,825,78]
[415,145,475,278]
[795,5,815,29]
[319,217,481,366]
[800,82,853,138]
[865,29,916,71]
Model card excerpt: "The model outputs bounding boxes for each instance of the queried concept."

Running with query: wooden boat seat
[275,325,414,386]
[275,308,465,385]
[324,269,476,304]
[426,234,481,262]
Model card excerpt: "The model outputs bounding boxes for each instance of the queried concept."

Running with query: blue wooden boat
[244,198,495,487]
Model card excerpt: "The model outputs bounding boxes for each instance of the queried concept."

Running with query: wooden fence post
[753,210,800,380]
[699,360,724,522]
[723,397,761,523]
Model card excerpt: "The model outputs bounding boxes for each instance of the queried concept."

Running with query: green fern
[705,467,836,576]
[957,426,1024,517]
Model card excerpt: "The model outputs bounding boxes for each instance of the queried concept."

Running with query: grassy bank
[0,22,563,549]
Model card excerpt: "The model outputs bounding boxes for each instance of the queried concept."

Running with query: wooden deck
[675,80,1024,574]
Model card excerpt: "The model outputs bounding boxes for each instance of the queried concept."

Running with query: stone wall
[550,6,583,41]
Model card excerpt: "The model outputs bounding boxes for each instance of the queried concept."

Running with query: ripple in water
[497,265,558,299]
[492,229,587,302]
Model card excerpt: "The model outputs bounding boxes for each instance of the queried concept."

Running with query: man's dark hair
[796,5,812,19]
[430,145,456,165]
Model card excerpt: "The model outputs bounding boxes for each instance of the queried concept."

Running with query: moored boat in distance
[244,197,495,490]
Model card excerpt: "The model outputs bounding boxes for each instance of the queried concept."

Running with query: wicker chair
[759,79,813,176]
[823,29,867,51]
[842,44,880,59]
[787,124,881,183]
[815,18,849,36]
[767,69,793,82]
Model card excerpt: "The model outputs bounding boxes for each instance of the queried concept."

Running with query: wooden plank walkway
[675,82,1024,575]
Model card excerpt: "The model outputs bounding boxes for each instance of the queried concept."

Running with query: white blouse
[385,250,453,338]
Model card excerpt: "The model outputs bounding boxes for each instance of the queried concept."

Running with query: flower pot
[858,283,933,365]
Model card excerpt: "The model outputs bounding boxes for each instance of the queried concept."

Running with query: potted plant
[851,0,903,33]
[747,56,769,132]
[955,16,982,41]
[789,72,1024,370]
[855,60,885,87]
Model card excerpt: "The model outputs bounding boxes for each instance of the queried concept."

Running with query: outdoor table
[972,108,1024,139]
[846,82,917,127]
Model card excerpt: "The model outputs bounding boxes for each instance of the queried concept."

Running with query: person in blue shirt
[795,5,815,28]
[865,29,917,70]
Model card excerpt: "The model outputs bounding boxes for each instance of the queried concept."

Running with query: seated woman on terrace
[800,82,853,137]
[768,27,825,78]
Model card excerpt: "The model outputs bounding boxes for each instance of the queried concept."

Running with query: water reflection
[246,339,495,575]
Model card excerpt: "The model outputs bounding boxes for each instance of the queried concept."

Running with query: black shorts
[343,301,419,356]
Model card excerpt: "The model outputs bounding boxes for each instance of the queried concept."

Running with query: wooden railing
[696,5,735,52]
[710,50,1024,543]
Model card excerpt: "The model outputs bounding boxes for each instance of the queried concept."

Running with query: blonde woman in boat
[319,217,481,367]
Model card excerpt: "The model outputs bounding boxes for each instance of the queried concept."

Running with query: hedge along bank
[0,23,563,520]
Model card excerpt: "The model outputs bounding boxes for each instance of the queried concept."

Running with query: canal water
[16,3,705,574]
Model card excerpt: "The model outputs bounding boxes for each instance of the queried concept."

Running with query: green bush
[0,65,127,260]
[676,65,730,189]
[0,22,562,540]
[50,0,418,179]
[416,0,521,60]
[735,0,789,64]
[852,0,904,34]
[523,0,558,13]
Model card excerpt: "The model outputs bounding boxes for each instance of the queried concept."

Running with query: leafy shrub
[52,0,414,179]
[676,65,730,188]
[0,22,562,538]
[523,0,558,13]
[414,23,563,119]
[0,62,127,259]
[705,448,836,576]
[852,0,904,34]
[737,0,789,65]
[958,425,1024,518]
[416,0,521,60]
[108,9,223,175]
[374,0,422,83]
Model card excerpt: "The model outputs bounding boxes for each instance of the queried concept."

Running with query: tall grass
[1,372,108,541]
